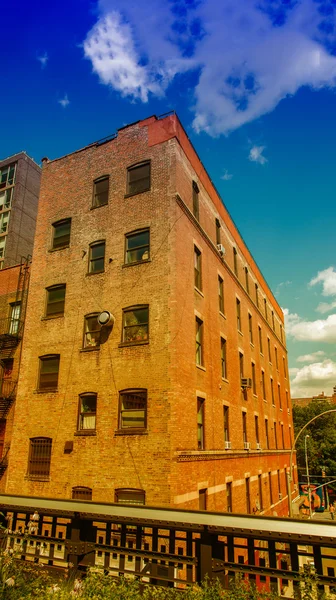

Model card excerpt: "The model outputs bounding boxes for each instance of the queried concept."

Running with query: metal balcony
[0,379,17,419]
[0,318,23,352]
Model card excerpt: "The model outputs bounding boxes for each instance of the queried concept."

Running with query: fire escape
[0,257,30,477]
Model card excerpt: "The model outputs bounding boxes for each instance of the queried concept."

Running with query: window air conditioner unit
[97,311,115,327]
[244,441,250,451]
[217,244,225,256]
[224,441,231,450]
[256,443,262,450]
[241,377,252,389]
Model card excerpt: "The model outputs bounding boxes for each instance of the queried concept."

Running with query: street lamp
[304,434,312,518]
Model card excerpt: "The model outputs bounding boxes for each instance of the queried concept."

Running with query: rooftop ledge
[175,449,291,461]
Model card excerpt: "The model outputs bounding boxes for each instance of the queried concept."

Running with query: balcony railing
[0,380,17,418]
[0,318,23,350]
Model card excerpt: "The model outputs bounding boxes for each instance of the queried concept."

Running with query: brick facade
[5,114,295,516]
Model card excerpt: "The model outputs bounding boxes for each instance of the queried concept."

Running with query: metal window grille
[28,438,52,478]
[72,487,92,501]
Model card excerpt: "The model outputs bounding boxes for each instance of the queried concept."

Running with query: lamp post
[304,434,312,518]
[287,408,336,518]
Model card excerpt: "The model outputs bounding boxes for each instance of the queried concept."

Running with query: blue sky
[3,0,336,397]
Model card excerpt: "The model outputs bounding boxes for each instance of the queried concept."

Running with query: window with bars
[28,437,52,479]
[0,163,16,189]
[52,219,71,250]
[38,355,60,390]
[93,176,109,208]
[46,285,66,317]
[192,181,199,220]
[196,317,203,366]
[88,240,105,273]
[115,488,145,505]
[194,246,202,290]
[126,161,150,196]
[72,487,92,500]
[83,314,101,349]
[221,337,227,379]
[78,393,97,430]
[122,305,149,344]
[218,276,224,313]
[119,389,147,429]
[125,229,149,264]
[197,397,205,449]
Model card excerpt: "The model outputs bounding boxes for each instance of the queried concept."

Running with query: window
[83,314,101,348]
[122,305,149,344]
[119,389,147,430]
[233,247,238,276]
[242,412,247,444]
[28,438,52,478]
[265,419,269,449]
[255,415,259,445]
[271,378,275,406]
[236,298,241,331]
[194,246,202,290]
[52,219,71,250]
[283,356,287,379]
[269,471,273,505]
[221,338,227,379]
[197,397,205,449]
[258,326,263,354]
[93,176,109,207]
[278,384,282,410]
[280,324,283,342]
[226,482,232,512]
[261,370,266,400]
[196,317,203,366]
[272,310,275,330]
[126,161,150,196]
[275,346,278,369]
[239,351,244,379]
[224,405,229,443]
[72,487,92,500]
[248,314,253,344]
[281,423,285,448]
[255,283,259,308]
[246,478,251,513]
[274,421,278,449]
[46,285,65,317]
[199,488,207,510]
[9,302,21,335]
[192,181,199,220]
[38,355,60,390]
[251,362,257,395]
[218,276,224,313]
[115,488,145,505]
[125,229,149,264]
[0,188,12,211]
[0,163,16,189]
[286,390,289,411]
[88,240,105,273]
[245,267,249,293]
[215,218,221,245]
[267,338,271,363]
[258,475,263,511]
[277,470,281,496]
[0,211,9,234]
[78,393,97,430]
[264,298,267,321]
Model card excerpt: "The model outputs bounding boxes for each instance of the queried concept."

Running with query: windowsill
[48,245,70,253]
[269,362,272,366]
[118,340,149,348]
[115,429,148,436]
[124,188,150,199]
[219,311,226,319]
[41,315,64,321]
[90,203,108,211]
[122,259,151,268]
[196,364,206,372]
[238,330,243,336]
[260,352,264,357]
[25,476,50,482]
[253,394,258,399]
[86,270,105,277]
[80,347,100,353]
[280,408,283,412]
[263,398,267,403]
[250,342,254,348]
[74,430,97,436]
[194,287,204,297]
[221,377,229,383]
[34,388,58,394]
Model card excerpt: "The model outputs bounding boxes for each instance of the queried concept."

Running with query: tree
[292,400,336,487]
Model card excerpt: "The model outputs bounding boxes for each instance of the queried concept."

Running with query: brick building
[0,153,40,268]
[292,387,336,408]
[5,114,295,515]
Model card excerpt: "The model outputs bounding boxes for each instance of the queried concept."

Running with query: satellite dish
[97,311,115,327]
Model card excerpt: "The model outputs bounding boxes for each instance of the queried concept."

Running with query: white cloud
[248,145,268,165]
[283,308,336,343]
[290,359,336,398]
[274,280,292,297]
[37,52,48,68]
[221,169,233,181]
[310,266,336,297]
[316,300,336,314]
[58,95,70,108]
[83,0,336,135]
[297,351,326,363]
